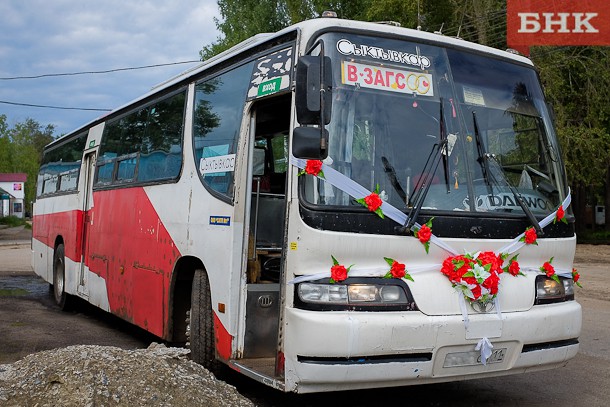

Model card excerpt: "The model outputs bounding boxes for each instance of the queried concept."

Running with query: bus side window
[193,61,255,200]
[95,90,186,187]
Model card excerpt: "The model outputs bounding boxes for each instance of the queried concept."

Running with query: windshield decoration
[341,61,434,96]
[336,38,431,70]
[247,47,292,100]
[289,156,575,319]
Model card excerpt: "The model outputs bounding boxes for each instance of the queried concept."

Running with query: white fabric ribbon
[499,189,572,255]
[289,157,574,335]
[291,157,571,259]
[475,337,494,365]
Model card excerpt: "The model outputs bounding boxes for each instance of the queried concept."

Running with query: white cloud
[0,0,220,135]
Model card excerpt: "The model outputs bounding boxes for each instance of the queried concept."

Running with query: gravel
[0,343,254,407]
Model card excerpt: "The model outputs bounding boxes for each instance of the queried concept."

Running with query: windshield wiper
[471,112,544,235]
[402,98,451,232]
[473,111,493,197]
[381,156,407,204]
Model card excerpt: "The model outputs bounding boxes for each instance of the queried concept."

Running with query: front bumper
[283,301,581,393]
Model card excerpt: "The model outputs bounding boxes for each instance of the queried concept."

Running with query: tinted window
[37,132,87,197]
[193,62,254,199]
[95,90,186,187]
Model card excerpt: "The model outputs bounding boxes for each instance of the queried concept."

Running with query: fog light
[379,285,405,302]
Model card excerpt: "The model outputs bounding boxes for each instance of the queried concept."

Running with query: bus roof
[48,17,532,149]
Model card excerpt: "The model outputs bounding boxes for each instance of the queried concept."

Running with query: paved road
[1,239,608,406]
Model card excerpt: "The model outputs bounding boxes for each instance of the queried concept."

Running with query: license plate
[443,348,506,368]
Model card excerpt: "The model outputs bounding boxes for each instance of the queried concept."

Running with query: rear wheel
[189,269,221,374]
[52,243,72,310]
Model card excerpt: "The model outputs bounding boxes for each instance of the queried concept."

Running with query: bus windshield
[303,33,565,217]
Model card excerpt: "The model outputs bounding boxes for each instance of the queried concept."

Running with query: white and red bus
[32,16,581,393]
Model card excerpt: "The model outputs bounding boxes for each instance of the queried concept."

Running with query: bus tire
[190,269,221,374]
[52,243,72,311]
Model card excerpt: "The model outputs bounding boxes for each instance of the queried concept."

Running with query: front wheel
[52,243,72,310]
[189,269,221,374]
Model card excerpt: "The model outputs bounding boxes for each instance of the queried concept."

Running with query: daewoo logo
[471,298,495,313]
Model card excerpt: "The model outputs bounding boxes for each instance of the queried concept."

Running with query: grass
[577,229,610,244]
[0,216,30,228]
[0,288,29,296]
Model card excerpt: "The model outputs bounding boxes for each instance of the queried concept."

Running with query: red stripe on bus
[33,209,84,262]
[214,312,233,360]
[85,187,181,337]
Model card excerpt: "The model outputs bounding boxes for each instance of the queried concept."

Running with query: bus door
[78,151,96,297]
[242,95,290,364]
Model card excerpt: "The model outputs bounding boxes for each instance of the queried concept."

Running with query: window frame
[93,87,187,190]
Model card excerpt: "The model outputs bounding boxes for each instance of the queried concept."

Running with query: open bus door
[77,151,96,298]
[238,94,290,379]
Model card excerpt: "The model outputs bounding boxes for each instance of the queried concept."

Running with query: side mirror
[295,55,332,125]
[292,126,328,159]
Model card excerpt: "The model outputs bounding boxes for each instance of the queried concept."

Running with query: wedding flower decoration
[330,255,352,283]
[298,159,324,178]
[520,226,538,245]
[383,257,414,281]
[357,185,384,218]
[413,218,434,254]
[503,254,523,276]
[572,268,582,288]
[440,251,512,302]
[539,257,560,283]
[554,205,568,224]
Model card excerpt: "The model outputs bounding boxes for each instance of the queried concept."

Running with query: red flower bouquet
[298,159,324,178]
[440,251,515,302]
[520,227,538,245]
[330,255,352,283]
[554,205,568,224]
[357,185,384,218]
[413,218,434,254]
[383,257,414,281]
[540,257,560,283]
[572,268,582,288]
[503,254,523,277]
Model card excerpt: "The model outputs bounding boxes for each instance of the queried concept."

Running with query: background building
[0,173,27,218]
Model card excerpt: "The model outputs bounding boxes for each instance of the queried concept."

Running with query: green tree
[0,114,12,173]
[532,46,610,230]
[200,0,375,60]
[5,118,55,215]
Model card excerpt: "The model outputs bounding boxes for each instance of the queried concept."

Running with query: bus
[32,15,581,393]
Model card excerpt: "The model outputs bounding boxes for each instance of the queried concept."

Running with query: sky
[0,0,220,137]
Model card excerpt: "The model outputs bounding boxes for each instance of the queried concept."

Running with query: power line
[0,100,111,112]
[0,60,201,80]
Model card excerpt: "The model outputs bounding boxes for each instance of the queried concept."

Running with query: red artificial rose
[390,261,406,279]
[364,192,383,212]
[305,160,323,176]
[572,268,580,283]
[331,264,348,282]
[483,271,500,295]
[508,260,520,276]
[471,284,482,300]
[417,224,432,243]
[542,261,555,277]
[478,251,503,274]
[524,227,537,245]
[556,206,565,221]
[463,276,477,286]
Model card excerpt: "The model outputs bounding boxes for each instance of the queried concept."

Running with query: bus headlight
[534,275,575,305]
[296,279,417,311]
